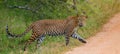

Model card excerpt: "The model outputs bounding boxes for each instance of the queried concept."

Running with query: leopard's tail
[6,25,32,38]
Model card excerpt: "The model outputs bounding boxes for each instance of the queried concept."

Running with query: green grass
[0,0,120,54]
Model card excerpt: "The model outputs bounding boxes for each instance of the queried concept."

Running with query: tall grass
[0,0,120,54]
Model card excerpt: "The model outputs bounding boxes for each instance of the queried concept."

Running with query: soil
[65,13,120,54]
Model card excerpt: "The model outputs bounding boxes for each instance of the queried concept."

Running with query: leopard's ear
[76,14,79,17]
[81,11,86,15]
[81,11,88,19]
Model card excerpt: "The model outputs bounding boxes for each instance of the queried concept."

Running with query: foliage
[3,0,75,20]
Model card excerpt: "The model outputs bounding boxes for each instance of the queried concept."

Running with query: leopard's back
[31,20,67,36]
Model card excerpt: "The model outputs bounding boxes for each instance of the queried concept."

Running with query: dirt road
[65,13,120,54]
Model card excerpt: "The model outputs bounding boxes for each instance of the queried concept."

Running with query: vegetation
[0,0,120,54]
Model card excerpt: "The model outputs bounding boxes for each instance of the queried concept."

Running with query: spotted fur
[6,15,87,51]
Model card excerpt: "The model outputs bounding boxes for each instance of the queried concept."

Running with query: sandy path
[65,13,120,54]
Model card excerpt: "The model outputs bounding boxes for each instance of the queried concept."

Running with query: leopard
[6,13,87,51]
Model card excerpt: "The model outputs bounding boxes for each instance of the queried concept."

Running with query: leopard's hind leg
[23,32,39,51]
[36,35,45,49]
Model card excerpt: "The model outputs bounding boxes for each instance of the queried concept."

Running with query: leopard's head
[77,12,88,27]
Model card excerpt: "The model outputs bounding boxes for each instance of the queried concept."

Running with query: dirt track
[65,13,120,54]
